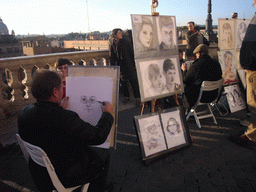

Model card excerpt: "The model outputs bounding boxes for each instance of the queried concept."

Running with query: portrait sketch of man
[66,76,113,126]
[160,111,186,149]
[236,19,250,49]
[137,57,182,101]
[131,15,157,59]
[218,50,238,85]
[218,19,235,50]
[225,85,246,113]
[156,16,178,52]
[137,115,166,157]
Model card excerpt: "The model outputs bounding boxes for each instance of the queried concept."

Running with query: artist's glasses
[80,96,97,104]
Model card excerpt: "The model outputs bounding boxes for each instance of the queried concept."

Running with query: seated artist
[181,44,222,113]
[18,69,114,192]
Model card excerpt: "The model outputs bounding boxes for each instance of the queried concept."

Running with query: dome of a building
[0,18,9,35]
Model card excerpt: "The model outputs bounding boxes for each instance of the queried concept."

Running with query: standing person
[18,69,114,192]
[179,49,186,66]
[185,22,209,60]
[54,58,73,99]
[228,0,256,146]
[181,44,222,113]
[109,28,141,106]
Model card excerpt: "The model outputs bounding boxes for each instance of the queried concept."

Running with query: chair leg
[208,104,217,124]
[193,111,201,128]
[186,109,193,121]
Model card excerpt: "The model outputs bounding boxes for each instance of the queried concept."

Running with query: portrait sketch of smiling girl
[160,111,186,149]
[66,76,113,126]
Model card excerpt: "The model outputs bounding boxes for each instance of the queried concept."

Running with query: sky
[1,0,255,35]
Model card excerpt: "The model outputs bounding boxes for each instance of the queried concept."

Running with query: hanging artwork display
[134,106,192,164]
[218,50,238,85]
[218,19,235,50]
[66,66,120,148]
[131,14,178,59]
[224,84,246,113]
[136,56,183,102]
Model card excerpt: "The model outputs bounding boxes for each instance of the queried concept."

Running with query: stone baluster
[17,66,28,99]
[31,65,39,78]
[3,68,14,102]
[99,58,106,66]
[79,59,86,66]
[89,59,96,66]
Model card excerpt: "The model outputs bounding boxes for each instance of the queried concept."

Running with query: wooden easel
[140,0,180,115]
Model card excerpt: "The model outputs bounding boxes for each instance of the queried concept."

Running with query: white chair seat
[186,78,223,128]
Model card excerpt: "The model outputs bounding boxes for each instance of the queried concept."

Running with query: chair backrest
[16,134,69,192]
[16,134,30,163]
[196,78,224,105]
[16,134,46,167]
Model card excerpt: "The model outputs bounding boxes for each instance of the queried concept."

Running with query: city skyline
[1,0,255,35]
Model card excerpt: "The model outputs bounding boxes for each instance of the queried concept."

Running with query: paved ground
[1,93,256,192]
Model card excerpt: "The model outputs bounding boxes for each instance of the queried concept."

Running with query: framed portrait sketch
[236,19,250,49]
[134,106,192,164]
[218,19,235,50]
[131,14,178,59]
[224,84,246,113]
[136,56,184,102]
[156,15,178,56]
[131,15,157,59]
[66,66,120,149]
[218,50,238,85]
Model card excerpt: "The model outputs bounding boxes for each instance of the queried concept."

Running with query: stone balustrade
[0,43,218,119]
[0,49,110,119]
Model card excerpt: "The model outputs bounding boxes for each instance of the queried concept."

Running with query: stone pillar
[205,0,218,43]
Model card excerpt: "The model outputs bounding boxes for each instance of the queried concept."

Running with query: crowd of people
[17,2,256,190]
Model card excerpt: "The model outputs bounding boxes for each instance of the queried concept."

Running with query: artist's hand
[101,101,113,114]
[61,97,69,109]
[181,63,187,71]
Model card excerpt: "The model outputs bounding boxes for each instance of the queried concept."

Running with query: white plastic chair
[16,134,89,192]
[186,78,223,128]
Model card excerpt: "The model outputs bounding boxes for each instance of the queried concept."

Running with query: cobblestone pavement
[1,95,256,191]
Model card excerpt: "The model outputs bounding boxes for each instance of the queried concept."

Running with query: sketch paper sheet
[160,111,186,149]
[66,76,113,148]
[138,115,167,157]
[224,84,246,113]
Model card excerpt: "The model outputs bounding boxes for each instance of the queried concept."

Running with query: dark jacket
[240,14,256,71]
[18,100,113,189]
[183,54,222,106]
[109,38,137,80]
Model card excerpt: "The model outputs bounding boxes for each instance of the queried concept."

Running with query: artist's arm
[64,103,114,145]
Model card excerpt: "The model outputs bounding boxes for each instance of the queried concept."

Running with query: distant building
[64,40,108,51]
[0,18,23,58]
[21,36,52,56]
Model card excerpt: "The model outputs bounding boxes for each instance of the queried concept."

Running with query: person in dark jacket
[18,69,114,192]
[181,44,222,112]
[109,28,141,106]
[185,21,209,60]
[228,0,256,146]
